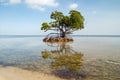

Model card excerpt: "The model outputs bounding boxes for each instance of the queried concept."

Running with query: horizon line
[0,35,120,38]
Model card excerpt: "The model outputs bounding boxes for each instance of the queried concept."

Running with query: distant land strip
[0,35,120,38]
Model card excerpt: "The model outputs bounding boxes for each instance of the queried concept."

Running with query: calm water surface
[0,36,120,80]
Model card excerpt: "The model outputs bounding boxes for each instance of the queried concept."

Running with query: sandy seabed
[0,66,65,80]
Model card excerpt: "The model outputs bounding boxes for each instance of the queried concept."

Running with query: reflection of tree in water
[41,42,85,79]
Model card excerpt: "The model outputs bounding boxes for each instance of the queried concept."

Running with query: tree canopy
[41,10,84,38]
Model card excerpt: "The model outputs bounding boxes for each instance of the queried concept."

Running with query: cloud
[9,0,21,4]
[30,4,45,11]
[69,3,78,9]
[0,0,21,5]
[0,0,59,11]
[25,0,59,7]
[25,0,59,11]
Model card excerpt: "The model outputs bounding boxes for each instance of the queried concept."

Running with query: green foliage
[41,10,84,37]
[69,10,84,30]
[59,16,71,27]
[41,22,51,31]
[51,11,64,22]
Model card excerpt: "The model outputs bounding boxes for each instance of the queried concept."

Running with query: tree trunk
[59,27,66,38]
[60,32,66,38]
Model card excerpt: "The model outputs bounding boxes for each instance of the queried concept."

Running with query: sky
[0,0,120,35]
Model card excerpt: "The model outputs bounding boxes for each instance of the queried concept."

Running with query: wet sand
[0,66,65,80]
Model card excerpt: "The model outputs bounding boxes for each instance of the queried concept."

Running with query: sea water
[0,35,120,80]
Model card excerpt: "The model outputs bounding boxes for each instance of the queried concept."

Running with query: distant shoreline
[0,35,120,38]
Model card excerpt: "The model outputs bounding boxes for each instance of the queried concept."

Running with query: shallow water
[0,36,120,80]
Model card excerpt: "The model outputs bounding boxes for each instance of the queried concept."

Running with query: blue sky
[0,0,120,35]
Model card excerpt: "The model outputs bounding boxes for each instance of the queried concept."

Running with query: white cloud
[0,0,59,11]
[0,0,21,5]
[9,0,21,4]
[25,0,59,11]
[30,4,45,11]
[25,0,59,7]
[69,3,78,9]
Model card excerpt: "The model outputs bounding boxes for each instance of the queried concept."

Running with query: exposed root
[43,37,73,42]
